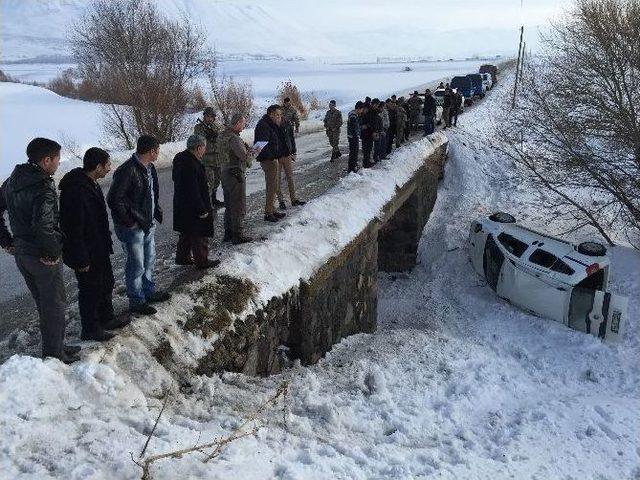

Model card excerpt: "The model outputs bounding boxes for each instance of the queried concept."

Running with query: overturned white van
[468,212,627,342]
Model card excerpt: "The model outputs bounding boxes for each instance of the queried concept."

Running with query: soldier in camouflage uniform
[282,98,300,134]
[396,98,408,147]
[323,100,343,160]
[194,107,224,207]
[217,113,254,244]
[407,91,423,133]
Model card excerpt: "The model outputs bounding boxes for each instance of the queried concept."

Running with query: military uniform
[323,107,343,159]
[217,127,253,242]
[407,95,423,132]
[194,119,222,205]
[396,102,407,147]
[282,105,300,133]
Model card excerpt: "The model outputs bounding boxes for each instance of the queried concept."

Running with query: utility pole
[512,25,524,109]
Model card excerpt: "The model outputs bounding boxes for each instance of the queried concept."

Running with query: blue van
[451,76,474,105]
[466,74,485,98]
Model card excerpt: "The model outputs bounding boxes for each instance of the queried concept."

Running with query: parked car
[450,76,474,105]
[479,64,498,84]
[466,74,486,98]
[481,72,493,91]
[468,212,627,342]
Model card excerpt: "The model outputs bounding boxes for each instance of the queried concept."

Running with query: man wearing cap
[218,114,254,244]
[323,100,343,161]
[194,107,224,208]
[172,134,218,269]
[407,91,423,133]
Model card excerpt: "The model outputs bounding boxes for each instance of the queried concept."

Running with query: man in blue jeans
[107,135,170,315]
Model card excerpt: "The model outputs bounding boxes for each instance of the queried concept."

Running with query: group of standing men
[0,80,464,365]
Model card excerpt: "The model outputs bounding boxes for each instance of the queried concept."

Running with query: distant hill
[1,0,531,62]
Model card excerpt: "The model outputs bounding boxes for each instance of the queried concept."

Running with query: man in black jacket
[172,135,219,269]
[107,135,170,316]
[59,148,123,342]
[422,89,437,136]
[360,102,376,168]
[254,105,287,222]
[0,137,80,363]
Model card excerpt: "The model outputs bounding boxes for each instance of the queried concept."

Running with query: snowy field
[0,58,486,180]
[0,78,638,479]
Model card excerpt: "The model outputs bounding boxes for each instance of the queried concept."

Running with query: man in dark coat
[451,90,463,127]
[347,101,364,173]
[107,135,170,316]
[442,88,453,129]
[254,105,287,222]
[59,147,124,342]
[360,102,376,168]
[172,135,218,269]
[422,89,437,136]
[0,137,80,363]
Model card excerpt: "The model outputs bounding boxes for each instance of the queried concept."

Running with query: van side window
[529,249,558,268]
[551,260,575,275]
[497,232,528,257]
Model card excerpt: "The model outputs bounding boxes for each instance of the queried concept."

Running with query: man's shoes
[212,199,225,208]
[44,352,80,364]
[264,213,280,223]
[231,235,253,245]
[195,259,221,270]
[81,330,116,342]
[130,304,157,315]
[175,258,194,266]
[147,291,170,303]
[64,345,81,355]
[291,199,306,206]
[103,317,131,330]
[274,211,286,219]
[278,200,287,210]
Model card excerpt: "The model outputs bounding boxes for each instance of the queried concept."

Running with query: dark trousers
[386,129,395,154]
[176,233,209,266]
[374,131,386,161]
[451,109,459,126]
[362,136,374,167]
[76,258,115,335]
[15,254,66,357]
[348,136,359,172]
[221,169,247,239]
[424,115,434,135]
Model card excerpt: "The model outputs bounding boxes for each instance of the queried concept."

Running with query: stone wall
[191,141,448,376]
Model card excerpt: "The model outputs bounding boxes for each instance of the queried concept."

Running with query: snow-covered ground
[0,58,486,180]
[1,78,638,480]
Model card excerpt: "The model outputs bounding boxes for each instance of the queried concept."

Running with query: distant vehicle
[468,212,627,342]
[450,76,474,105]
[480,72,493,90]
[479,64,498,84]
[403,66,413,72]
[466,74,486,98]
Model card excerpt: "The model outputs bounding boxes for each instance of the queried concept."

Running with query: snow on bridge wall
[83,134,448,393]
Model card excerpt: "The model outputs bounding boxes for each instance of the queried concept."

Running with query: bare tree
[497,0,640,247]
[71,0,214,147]
[209,74,255,126]
[276,80,308,120]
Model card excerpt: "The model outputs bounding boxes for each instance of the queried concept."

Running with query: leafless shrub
[71,0,214,148]
[209,74,255,126]
[497,0,640,247]
[48,68,77,98]
[276,80,308,120]
[305,92,324,111]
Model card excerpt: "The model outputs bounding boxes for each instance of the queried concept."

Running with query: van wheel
[489,212,516,223]
[577,242,607,256]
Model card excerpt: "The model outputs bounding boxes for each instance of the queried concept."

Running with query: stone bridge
[186,136,449,378]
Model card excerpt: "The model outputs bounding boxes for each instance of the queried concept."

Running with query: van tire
[489,212,516,223]
[577,242,607,257]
